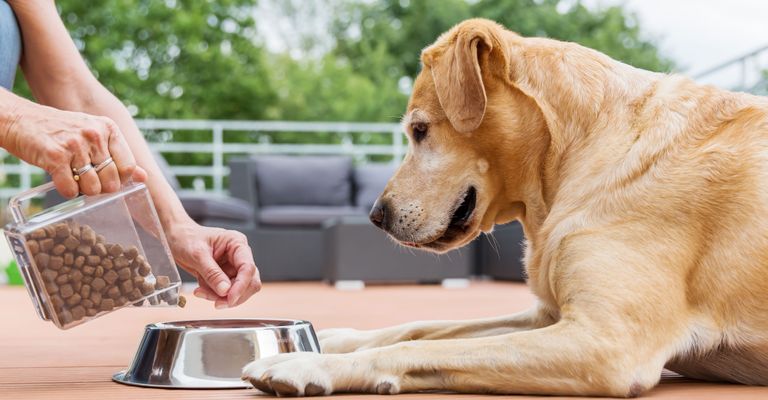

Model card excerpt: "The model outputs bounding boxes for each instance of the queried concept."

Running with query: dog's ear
[422,21,498,133]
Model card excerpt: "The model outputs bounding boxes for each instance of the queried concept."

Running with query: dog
[243,18,768,397]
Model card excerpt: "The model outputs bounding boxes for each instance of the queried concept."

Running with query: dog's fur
[243,19,768,397]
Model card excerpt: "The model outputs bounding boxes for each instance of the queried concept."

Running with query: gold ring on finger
[72,164,93,182]
[93,156,114,173]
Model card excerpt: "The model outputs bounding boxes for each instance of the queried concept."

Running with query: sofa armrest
[228,157,260,219]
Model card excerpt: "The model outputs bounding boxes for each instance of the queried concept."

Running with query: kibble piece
[100,298,115,311]
[91,277,106,292]
[60,284,74,298]
[120,279,134,294]
[80,226,96,246]
[80,284,91,299]
[82,276,93,284]
[116,296,128,306]
[86,308,98,317]
[125,246,139,260]
[69,225,81,240]
[35,253,51,269]
[60,266,71,275]
[107,286,121,299]
[43,226,56,238]
[30,229,46,240]
[63,236,79,251]
[117,267,131,281]
[27,240,40,255]
[132,299,145,307]
[94,266,104,277]
[41,269,58,282]
[178,295,187,308]
[155,275,171,289]
[90,291,102,306]
[71,305,86,321]
[101,258,113,270]
[138,262,151,277]
[72,281,82,293]
[66,293,82,306]
[82,265,95,276]
[114,256,130,269]
[108,244,123,258]
[132,276,144,287]
[50,294,64,311]
[54,223,69,239]
[162,291,178,305]
[87,255,101,267]
[132,255,146,267]
[63,253,74,266]
[82,299,93,309]
[148,296,160,306]
[71,270,83,282]
[128,288,142,301]
[48,256,64,271]
[94,243,107,257]
[139,281,155,296]
[104,270,119,285]
[58,310,73,325]
[96,234,106,244]
[55,274,69,285]
[76,245,92,256]
[45,282,59,294]
[52,244,66,256]
[40,238,54,252]
[74,256,85,268]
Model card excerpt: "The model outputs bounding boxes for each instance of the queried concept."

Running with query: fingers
[50,163,79,198]
[193,276,231,310]
[82,126,117,193]
[226,239,261,307]
[104,118,141,184]
[196,250,233,299]
[69,151,101,197]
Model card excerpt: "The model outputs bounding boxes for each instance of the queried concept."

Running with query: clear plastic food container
[3,182,182,330]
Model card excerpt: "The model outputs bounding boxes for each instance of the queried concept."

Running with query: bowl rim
[149,318,313,330]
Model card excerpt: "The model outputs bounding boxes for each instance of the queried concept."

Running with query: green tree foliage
[14,0,672,123]
[58,0,276,120]
[6,0,673,188]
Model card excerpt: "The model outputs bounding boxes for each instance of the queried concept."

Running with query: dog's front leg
[243,317,669,397]
[318,303,555,353]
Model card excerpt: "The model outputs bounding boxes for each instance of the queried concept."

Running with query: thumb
[198,256,232,297]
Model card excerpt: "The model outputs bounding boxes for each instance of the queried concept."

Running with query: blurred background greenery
[13,0,672,122]
[5,0,673,190]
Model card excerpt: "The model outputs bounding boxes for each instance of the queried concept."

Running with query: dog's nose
[369,199,388,229]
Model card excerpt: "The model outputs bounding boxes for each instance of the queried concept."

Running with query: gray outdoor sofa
[228,155,479,282]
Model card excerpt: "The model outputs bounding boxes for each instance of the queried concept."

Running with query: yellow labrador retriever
[243,18,768,397]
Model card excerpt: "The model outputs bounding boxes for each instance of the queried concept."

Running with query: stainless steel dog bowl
[113,319,321,389]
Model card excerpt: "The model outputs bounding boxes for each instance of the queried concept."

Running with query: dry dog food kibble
[25,221,179,326]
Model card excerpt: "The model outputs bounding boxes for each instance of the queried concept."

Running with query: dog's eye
[411,123,428,143]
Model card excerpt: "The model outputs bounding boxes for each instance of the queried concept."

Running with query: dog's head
[370,19,547,253]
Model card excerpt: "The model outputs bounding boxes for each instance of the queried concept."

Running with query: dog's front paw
[242,352,332,397]
[242,351,401,396]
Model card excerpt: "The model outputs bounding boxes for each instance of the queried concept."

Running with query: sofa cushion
[254,156,353,207]
[354,164,396,212]
[259,206,362,226]
[179,194,254,222]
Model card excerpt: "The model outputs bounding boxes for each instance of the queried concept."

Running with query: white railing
[693,44,768,94]
[0,119,405,197]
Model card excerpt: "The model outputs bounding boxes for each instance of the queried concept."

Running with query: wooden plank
[1,283,768,399]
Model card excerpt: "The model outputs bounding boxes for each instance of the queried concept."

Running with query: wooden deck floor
[1,281,766,399]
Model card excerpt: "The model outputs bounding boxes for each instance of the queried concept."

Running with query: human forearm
[80,86,193,228]
[9,0,191,229]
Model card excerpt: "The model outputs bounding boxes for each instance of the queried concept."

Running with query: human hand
[0,101,146,198]
[166,220,261,308]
